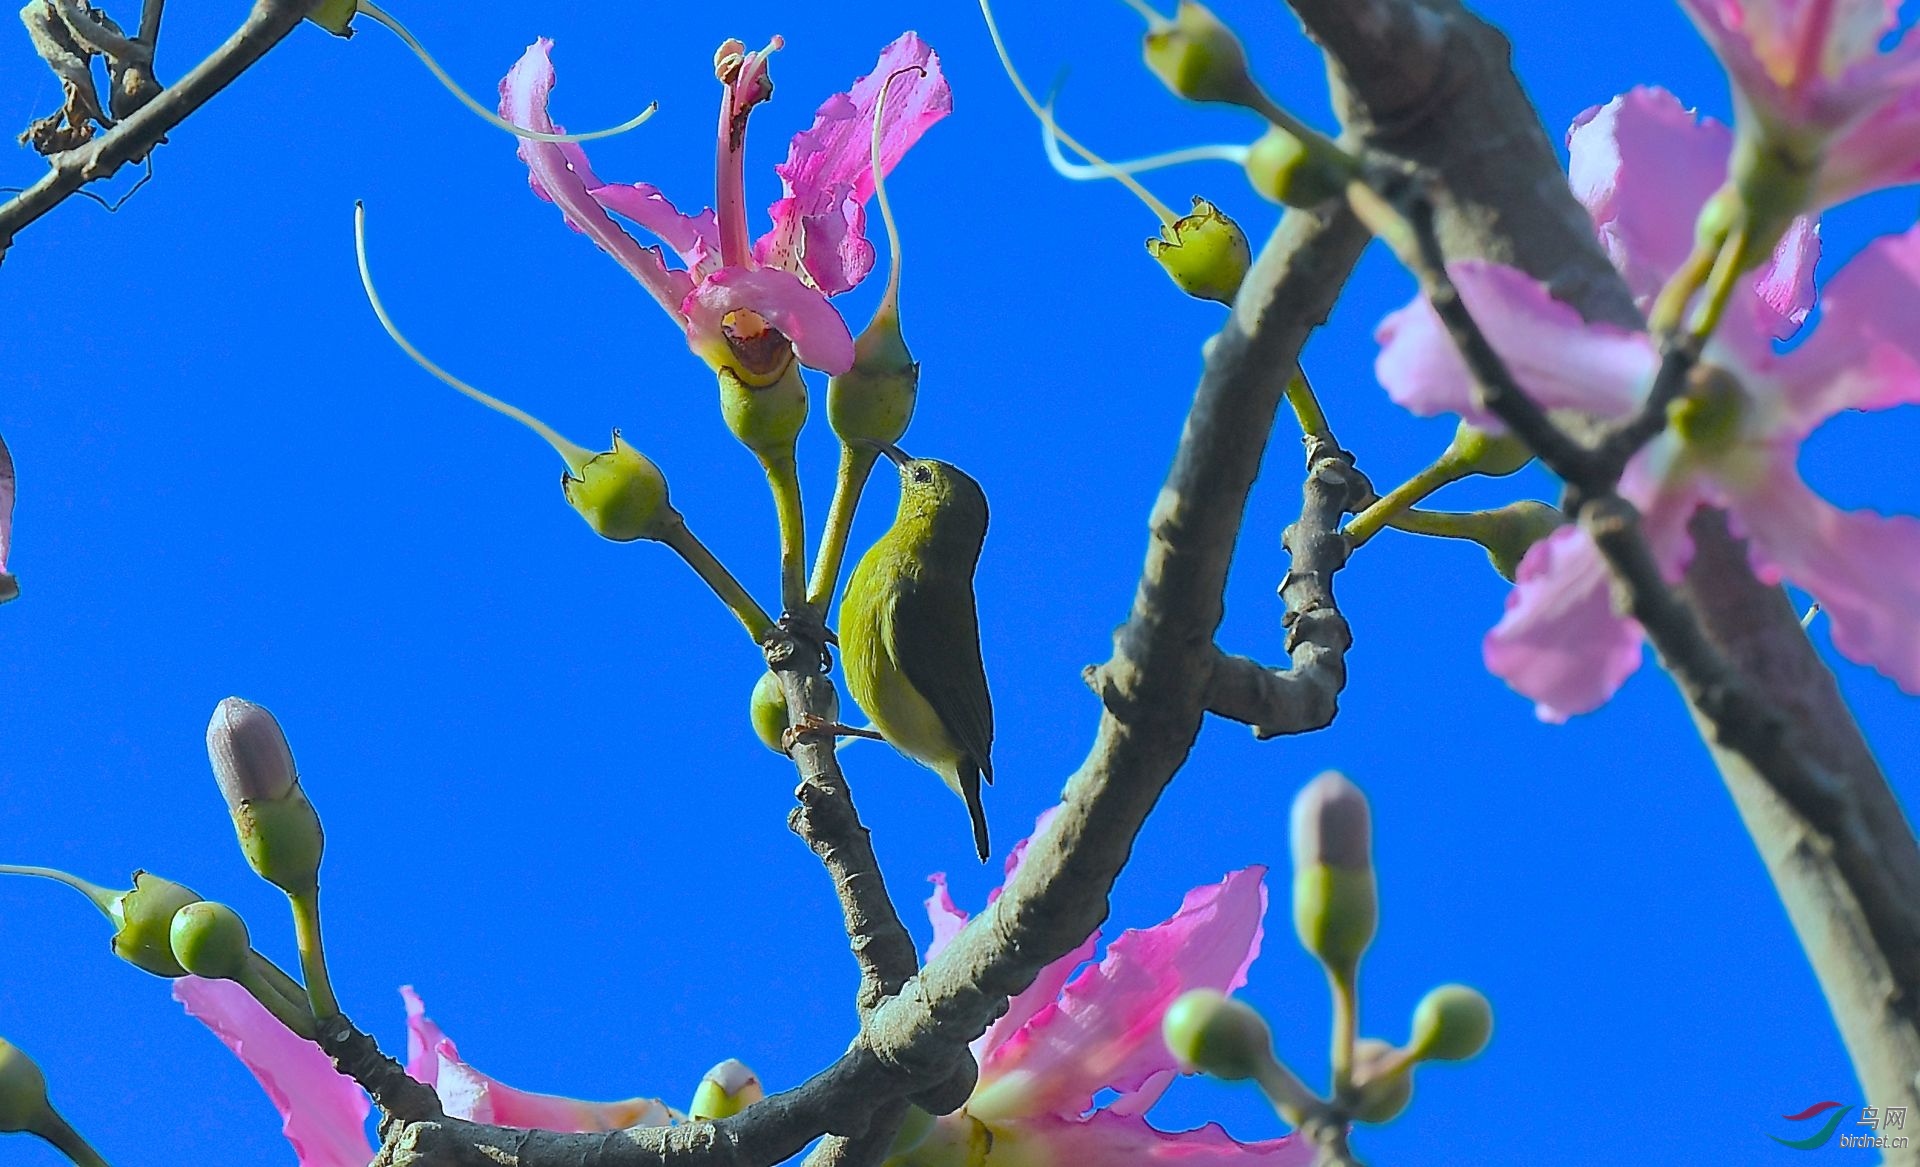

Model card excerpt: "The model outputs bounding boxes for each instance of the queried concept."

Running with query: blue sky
[3,1,1918,1162]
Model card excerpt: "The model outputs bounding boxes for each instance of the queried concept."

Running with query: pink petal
[499,40,690,316]
[983,1109,1313,1165]
[1820,90,1920,204]
[924,873,970,964]
[753,33,952,294]
[402,987,675,1131]
[970,868,1266,1122]
[589,182,722,278]
[174,977,374,1167]
[0,430,15,600]
[1730,460,1920,693]
[1374,262,1652,430]
[1483,525,1646,723]
[682,267,856,374]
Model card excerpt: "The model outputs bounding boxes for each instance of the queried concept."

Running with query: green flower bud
[1668,364,1746,456]
[1145,197,1251,306]
[1348,1037,1413,1123]
[719,363,809,457]
[1290,772,1376,976]
[1441,422,1532,478]
[562,433,673,543]
[688,1059,763,1121]
[0,1039,50,1133]
[1142,1,1258,107]
[110,871,203,978]
[828,301,918,448]
[1245,127,1350,209]
[169,901,252,981]
[207,697,298,806]
[1161,988,1275,1081]
[1475,501,1565,582]
[307,0,356,37]
[750,671,790,754]
[1407,984,1493,1062]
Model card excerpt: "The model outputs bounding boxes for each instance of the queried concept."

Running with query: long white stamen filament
[358,1,657,144]
[976,0,1180,224]
[353,202,594,475]
[1042,110,1249,181]
[870,66,926,308]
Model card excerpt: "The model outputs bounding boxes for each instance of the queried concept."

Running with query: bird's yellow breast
[841,544,966,797]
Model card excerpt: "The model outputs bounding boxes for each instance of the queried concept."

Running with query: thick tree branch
[1286,0,1920,1125]
[0,0,306,260]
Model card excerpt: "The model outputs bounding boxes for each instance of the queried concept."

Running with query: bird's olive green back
[891,460,994,782]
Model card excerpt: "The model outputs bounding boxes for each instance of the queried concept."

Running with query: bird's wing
[892,573,995,783]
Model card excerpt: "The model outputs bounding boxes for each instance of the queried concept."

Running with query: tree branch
[1285,0,1920,1120]
[0,0,306,260]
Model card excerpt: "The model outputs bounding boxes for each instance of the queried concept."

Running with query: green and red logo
[1771,1101,1854,1149]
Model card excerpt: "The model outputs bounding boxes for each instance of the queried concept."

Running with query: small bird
[840,447,995,861]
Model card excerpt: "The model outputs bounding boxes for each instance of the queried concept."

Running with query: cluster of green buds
[1162,772,1492,1148]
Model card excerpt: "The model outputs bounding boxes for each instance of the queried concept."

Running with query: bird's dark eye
[912,465,933,484]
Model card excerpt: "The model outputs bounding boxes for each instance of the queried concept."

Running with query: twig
[0,0,307,260]
[314,1012,445,1129]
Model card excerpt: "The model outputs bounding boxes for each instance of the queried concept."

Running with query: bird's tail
[960,761,991,863]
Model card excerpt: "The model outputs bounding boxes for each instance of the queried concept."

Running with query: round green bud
[749,671,790,754]
[828,302,918,447]
[1146,197,1251,306]
[169,901,252,981]
[1668,364,1747,456]
[1474,501,1565,582]
[1442,423,1532,479]
[1244,127,1350,209]
[1408,984,1493,1062]
[207,697,299,808]
[1143,1,1257,107]
[110,872,204,978]
[0,1039,50,1133]
[688,1058,763,1121]
[562,433,673,543]
[719,363,809,457]
[1161,988,1274,1081]
[1348,1037,1413,1123]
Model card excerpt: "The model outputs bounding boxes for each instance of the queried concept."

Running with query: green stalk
[658,519,776,641]
[1283,369,1334,445]
[1346,456,1473,545]
[38,1110,110,1167]
[1328,968,1358,1097]
[0,865,118,917]
[288,890,338,1020]
[759,449,809,615]
[237,951,316,1039]
[806,444,881,611]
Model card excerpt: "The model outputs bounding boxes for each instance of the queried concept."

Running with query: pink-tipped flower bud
[1290,771,1377,976]
[207,698,298,807]
[689,1059,764,1121]
[1290,770,1371,871]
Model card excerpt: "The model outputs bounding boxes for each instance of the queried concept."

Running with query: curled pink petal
[754,33,952,294]
[1731,460,1920,693]
[1484,526,1646,723]
[0,431,15,601]
[590,182,722,278]
[174,977,374,1167]
[985,1109,1313,1165]
[971,868,1266,1121]
[402,987,676,1131]
[924,873,970,964]
[500,40,689,316]
[682,266,856,374]
[1375,262,1652,430]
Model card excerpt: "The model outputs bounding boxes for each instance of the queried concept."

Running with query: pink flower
[175,977,676,1164]
[1374,90,1920,721]
[500,33,949,379]
[895,816,1309,1165]
[1678,0,1920,206]
[0,430,16,603]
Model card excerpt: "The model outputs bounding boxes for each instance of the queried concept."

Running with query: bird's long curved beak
[870,442,911,467]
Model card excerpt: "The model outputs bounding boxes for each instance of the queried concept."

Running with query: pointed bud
[827,301,918,448]
[207,698,298,806]
[1348,1037,1413,1123]
[562,433,674,542]
[1162,988,1275,1081]
[1146,197,1251,305]
[307,0,356,37]
[1475,501,1564,581]
[110,871,204,977]
[1245,127,1350,209]
[0,1040,50,1133]
[169,901,252,981]
[689,1059,763,1121]
[1142,1,1259,107]
[1441,422,1531,478]
[1290,771,1376,976]
[749,671,791,754]
[1407,984,1492,1062]
[719,363,809,458]
[206,698,323,897]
